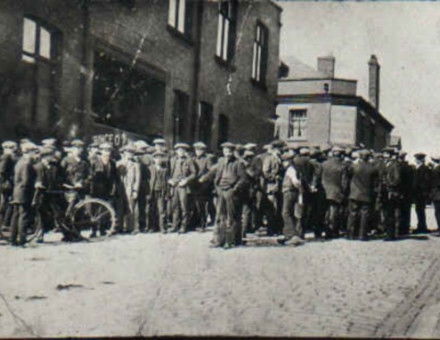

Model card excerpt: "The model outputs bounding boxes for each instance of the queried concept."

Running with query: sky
[277,1,440,155]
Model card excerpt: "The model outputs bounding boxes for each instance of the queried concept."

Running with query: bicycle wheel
[71,198,116,240]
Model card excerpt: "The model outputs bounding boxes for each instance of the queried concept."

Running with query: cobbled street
[1,208,440,338]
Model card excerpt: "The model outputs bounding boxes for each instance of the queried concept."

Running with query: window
[218,114,229,148]
[198,102,213,146]
[251,22,269,84]
[216,0,237,63]
[288,109,307,139]
[22,17,53,63]
[172,90,189,143]
[168,0,192,37]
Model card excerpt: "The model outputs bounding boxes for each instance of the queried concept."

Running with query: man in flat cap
[321,146,349,239]
[380,148,403,241]
[133,140,153,233]
[398,151,413,235]
[262,140,284,235]
[280,153,304,246]
[89,143,119,236]
[9,142,39,246]
[346,149,379,240]
[192,142,216,232]
[116,144,141,234]
[168,143,197,233]
[33,147,63,243]
[210,142,246,248]
[431,155,440,232]
[149,151,170,233]
[0,141,18,228]
[413,152,432,233]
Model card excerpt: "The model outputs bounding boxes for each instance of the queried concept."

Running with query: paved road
[0,208,439,337]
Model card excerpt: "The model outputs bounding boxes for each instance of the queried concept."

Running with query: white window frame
[252,22,268,83]
[216,0,235,62]
[288,108,308,140]
[22,17,52,63]
[168,0,187,34]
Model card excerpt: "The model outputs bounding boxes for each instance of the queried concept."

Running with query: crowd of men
[0,137,438,248]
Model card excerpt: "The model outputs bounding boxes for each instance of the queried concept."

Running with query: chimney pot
[368,55,380,110]
[317,56,335,78]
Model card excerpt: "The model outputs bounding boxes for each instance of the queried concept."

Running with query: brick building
[0,0,282,148]
[276,55,394,150]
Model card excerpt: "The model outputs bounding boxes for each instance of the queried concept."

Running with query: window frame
[167,0,193,42]
[215,0,237,65]
[251,21,269,87]
[21,16,58,65]
[288,108,308,140]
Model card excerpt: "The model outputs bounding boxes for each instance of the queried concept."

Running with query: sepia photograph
[0,0,440,338]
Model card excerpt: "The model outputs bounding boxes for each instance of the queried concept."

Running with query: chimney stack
[317,56,335,78]
[368,55,380,110]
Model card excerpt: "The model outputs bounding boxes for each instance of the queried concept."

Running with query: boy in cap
[413,152,432,233]
[192,142,216,232]
[168,143,197,233]
[90,143,118,236]
[9,142,39,246]
[116,144,141,234]
[0,141,18,227]
[149,151,170,233]
[398,151,413,235]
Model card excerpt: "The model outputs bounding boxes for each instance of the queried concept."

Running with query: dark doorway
[198,101,213,147]
[218,113,229,148]
[92,51,166,138]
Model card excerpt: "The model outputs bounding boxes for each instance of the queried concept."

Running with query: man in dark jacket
[321,146,348,239]
[0,141,18,227]
[169,143,197,233]
[431,155,440,232]
[398,151,414,235]
[192,142,215,232]
[10,142,38,246]
[346,150,378,240]
[208,142,246,248]
[413,153,432,233]
[380,149,403,241]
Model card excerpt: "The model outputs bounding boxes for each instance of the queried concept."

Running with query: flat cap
[382,147,395,154]
[71,139,85,147]
[281,153,294,161]
[134,140,150,150]
[2,141,17,149]
[358,149,371,157]
[414,152,426,160]
[174,143,190,150]
[299,147,310,155]
[41,138,57,146]
[99,142,113,150]
[121,143,136,153]
[20,138,32,144]
[153,138,166,145]
[193,142,207,149]
[243,150,255,158]
[332,146,344,153]
[271,140,284,148]
[431,155,440,162]
[40,147,54,157]
[221,142,235,149]
[244,143,257,150]
[21,142,38,153]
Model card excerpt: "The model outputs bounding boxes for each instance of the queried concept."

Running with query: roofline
[280,77,357,83]
[276,93,394,130]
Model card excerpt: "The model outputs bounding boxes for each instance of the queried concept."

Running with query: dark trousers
[151,190,167,232]
[194,193,210,230]
[384,199,401,239]
[282,190,300,240]
[216,188,241,246]
[326,200,342,238]
[415,200,428,232]
[347,200,370,239]
[35,195,63,238]
[312,191,327,238]
[242,188,258,238]
[399,200,411,235]
[171,187,190,232]
[266,191,283,235]
[434,200,440,231]
[10,203,32,245]
[135,191,149,232]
